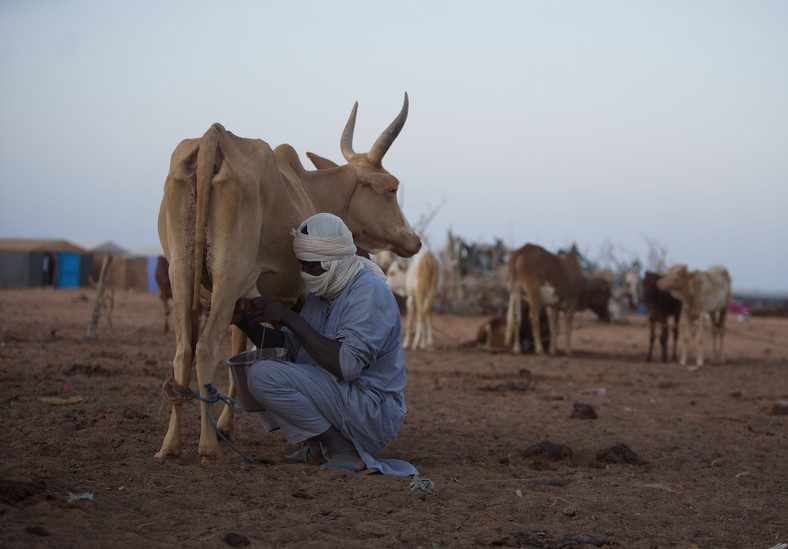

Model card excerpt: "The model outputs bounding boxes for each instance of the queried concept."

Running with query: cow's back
[701,265,731,313]
[159,125,313,303]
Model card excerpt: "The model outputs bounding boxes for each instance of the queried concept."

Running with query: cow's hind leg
[646,317,656,362]
[155,275,194,458]
[563,309,575,356]
[711,308,727,364]
[403,295,415,349]
[659,320,669,362]
[505,288,524,354]
[216,325,250,437]
[670,315,680,362]
[546,307,560,355]
[678,315,690,366]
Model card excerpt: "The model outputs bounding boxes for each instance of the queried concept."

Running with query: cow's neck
[303,167,356,217]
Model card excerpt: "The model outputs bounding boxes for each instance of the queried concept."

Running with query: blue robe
[247,268,417,476]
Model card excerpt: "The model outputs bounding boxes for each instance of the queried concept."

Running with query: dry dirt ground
[1,287,786,548]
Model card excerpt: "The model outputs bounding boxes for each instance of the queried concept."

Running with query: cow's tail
[191,124,221,348]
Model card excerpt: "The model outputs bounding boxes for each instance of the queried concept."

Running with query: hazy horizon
[1,1,786,291]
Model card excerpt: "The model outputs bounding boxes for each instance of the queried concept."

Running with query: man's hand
[233,297,290,325]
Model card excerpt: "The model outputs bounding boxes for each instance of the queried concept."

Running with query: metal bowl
[226,348,290,412]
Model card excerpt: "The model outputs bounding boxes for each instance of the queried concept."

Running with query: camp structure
[80,241,163,293]
[0,239,92,288]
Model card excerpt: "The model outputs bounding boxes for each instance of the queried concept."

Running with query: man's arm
[237,297,343,378]
[232,300,286,349]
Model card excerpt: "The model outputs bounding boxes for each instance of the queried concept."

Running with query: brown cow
[657,264,731,368]
[156,94,421,460]
[474,301,550,353]
[642,271,682,362]
[505,243,610,355]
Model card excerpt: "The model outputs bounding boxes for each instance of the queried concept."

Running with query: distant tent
[0,239,90,288]
[0,250,47,287]
[90,254,150,292]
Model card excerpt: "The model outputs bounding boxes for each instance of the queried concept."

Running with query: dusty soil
[1,287,786,548]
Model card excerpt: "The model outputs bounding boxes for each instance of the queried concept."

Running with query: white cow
[657,264,731,368]
[156,94,421,461]
[386,248,439,350]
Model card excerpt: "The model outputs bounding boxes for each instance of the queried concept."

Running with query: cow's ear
[306,152,339,170]
[361,172,399,193]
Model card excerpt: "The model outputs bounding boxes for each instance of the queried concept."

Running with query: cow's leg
[678,314,690,366]
[505,288,523,354]
[718,307,727,364]
[712,308,727,364]
[403,295,415,349]
[670,315,679,362]
[417,307,428,350]
[546,307,560,355]
[659,320,669,362]
[413,300,424,350]
[216,325,249,437]
[646,317,656,362]
[155,263,195,458]
[530,304,547,355]
[563,309,574,356]
[425,306,434,349]
[694,315,705,368]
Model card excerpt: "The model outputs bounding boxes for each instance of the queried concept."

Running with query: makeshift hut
[84,241,162,293]
[0,239,92,288]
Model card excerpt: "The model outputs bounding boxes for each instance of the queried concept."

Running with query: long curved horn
[340,102,359,161]
[368,92,409,165]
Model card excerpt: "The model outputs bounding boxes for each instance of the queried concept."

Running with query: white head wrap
[292,213,385,300]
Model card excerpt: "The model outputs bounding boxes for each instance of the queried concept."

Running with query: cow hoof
[154,448,180,459]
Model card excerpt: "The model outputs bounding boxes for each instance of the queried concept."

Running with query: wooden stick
[86,254,113,340]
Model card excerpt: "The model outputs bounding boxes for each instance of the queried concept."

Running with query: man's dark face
[298,259,326,276]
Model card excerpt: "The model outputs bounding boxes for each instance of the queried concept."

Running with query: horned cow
[156,94,421,460]
[386,247,439,350]
[657,264,731,368]
[505,243,611,355]
[642,271,682,363]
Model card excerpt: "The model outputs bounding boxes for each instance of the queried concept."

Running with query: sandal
[285,444,325,465]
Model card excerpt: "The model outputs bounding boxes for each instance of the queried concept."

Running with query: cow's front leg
[678,316,690,366]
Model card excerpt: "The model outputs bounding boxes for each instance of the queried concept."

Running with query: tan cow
[386,247,440,350]
[504,243,611,355]
[156,94,421,461]
[656,264,731,368]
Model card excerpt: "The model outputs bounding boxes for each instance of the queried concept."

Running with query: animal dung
[570,402,598,419]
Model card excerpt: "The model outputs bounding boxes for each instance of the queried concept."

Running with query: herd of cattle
[152,95,733,461]
[379,242,732,371]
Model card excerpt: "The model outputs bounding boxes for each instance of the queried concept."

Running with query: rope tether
[164,376,269,466]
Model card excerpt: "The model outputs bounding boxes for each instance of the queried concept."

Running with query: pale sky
[1,1,786,291]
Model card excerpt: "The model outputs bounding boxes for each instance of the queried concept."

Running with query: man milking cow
[231,213,416,476]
